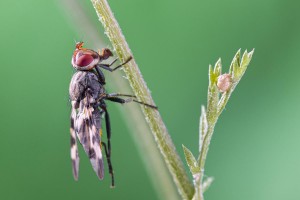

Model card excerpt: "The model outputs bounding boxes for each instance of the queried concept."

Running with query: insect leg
[106,96,158,109]
[99,103,114,187]
[100,104,111,153]
[101,141,114,187]
[98,56,132,72]
[94,66,106,85]
[106,93,136,98]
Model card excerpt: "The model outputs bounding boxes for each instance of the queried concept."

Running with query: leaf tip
[248,48,255,59]
[203,176,214,192]
[214,58,222,76]
[201,105,206,114]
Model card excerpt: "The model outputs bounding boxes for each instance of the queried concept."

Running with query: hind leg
[99,103,114,187]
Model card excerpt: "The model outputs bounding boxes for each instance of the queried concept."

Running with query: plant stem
[59,1,180,198]
[90,0,194,199]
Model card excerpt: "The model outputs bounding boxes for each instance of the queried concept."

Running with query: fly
[69,42,157,187]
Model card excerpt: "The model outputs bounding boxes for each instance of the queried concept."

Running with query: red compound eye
[75,54,94,67]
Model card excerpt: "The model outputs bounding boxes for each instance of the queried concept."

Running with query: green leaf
[208,65,216,86]
[214,58,222,77]
[209,59,222,87]
[182,145,200,175]
[229,49,254,83]
[203,177,214,193]
[229,49,241,75]
[241,49,255,70]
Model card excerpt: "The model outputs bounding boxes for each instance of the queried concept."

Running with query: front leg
[94,66,106,85]
[97,56,133,72]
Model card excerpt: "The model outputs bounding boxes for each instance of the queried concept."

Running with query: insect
[69,42,157,187]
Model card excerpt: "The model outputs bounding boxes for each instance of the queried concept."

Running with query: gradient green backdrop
[0,0,299,200]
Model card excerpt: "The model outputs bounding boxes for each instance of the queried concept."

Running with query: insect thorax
[69,71,105,105]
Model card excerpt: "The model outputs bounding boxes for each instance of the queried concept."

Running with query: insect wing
[75,96,104,180]
[70,102,80,180]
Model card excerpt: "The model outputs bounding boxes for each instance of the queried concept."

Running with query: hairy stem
[59,1,180,199]
[91,0,194,199]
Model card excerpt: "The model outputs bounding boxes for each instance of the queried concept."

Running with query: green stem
[90,0,194,199]
[192,173,203,200]
[59,0,179,198]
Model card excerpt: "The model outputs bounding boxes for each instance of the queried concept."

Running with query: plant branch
[183,50,254,200]
[90,0,194,199]
[197,49,254,199]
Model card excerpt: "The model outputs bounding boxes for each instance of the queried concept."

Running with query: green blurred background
[0,0,299,199]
